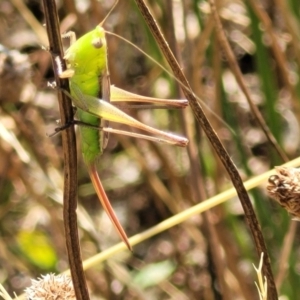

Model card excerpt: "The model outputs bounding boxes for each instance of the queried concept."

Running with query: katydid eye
[92,37,103,49]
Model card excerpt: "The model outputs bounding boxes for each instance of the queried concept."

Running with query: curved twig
[42,1,90,299]
[133,0,278,299]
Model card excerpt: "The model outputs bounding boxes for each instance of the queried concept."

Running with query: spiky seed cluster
[24,274,75,300]
[267,167,300,219]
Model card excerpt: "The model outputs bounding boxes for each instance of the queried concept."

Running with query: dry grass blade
[0,284,14,300]
[253,253,268,300]
[248,0,298,106]
[209,0,288,162]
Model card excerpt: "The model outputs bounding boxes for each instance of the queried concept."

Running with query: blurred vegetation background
[0,0,300,299]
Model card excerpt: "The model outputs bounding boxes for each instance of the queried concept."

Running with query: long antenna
[99,0,119,27]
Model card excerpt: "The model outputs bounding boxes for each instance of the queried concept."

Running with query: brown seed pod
[267,167,300,219]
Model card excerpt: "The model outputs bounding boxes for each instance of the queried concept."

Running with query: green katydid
[57,23,188,250]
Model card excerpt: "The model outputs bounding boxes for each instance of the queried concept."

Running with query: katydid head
[63,26,107,73]
[60,0,120,78]
[60,26,108,99]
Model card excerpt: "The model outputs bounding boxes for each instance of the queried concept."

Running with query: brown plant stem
[133,0,278,299]
[42,1,90,299]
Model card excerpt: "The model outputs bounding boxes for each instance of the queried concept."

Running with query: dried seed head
[267,167,300,219]
[24,273,75,300]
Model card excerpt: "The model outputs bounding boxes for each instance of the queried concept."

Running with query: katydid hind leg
[83,94,189,147]
[110,86,188,108]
